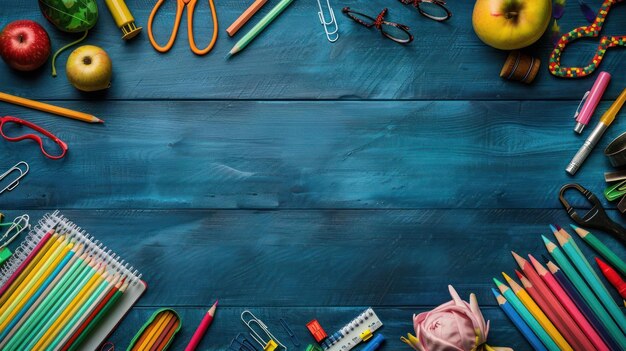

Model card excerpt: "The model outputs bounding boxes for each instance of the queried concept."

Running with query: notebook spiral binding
[0,211,142,287]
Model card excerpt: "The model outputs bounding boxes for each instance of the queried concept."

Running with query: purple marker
[574,71,611,134]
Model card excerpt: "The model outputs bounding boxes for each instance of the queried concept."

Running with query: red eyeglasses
[0,116,68,160]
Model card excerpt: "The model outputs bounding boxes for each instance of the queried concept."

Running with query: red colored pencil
[184,300,218,351]
[530,256,609,351]
[596,257,626,299]
[512,252,594,350]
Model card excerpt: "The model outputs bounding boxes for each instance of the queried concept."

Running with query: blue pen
[360,334,385,351]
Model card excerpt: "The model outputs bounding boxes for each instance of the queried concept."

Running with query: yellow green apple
[472,0,552,50]
[66,45,112,92]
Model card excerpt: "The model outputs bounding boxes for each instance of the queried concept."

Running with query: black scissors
[559,183,626,245]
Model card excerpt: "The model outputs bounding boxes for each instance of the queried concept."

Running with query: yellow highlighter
[566,88,626,175]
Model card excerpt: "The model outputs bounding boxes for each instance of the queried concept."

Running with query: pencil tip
[491,287,499,296]
[541,235,551,245]
[501,272,513,283]
[514,270,524,280]
[570,224,579,230]
[549,224,558,233]
[511,251,526,267]
[493,277,503,286]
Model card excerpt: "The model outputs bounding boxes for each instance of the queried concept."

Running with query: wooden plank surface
[1,1,625,100]
[2,0,626,350]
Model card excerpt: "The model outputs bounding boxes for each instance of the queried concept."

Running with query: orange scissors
[147,0,219,55]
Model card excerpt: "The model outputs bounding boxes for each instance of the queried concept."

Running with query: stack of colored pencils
[493,225,626,351]
[0,212,142,351]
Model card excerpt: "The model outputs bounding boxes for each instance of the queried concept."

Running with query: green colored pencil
[5,259,94,351]
[228,0,295,56]
[542,236,626,349]
[46,275,113,351]
[554,231,626,334]
[494,278,560,351]
[571,224,626,276]
[66,280,128,351]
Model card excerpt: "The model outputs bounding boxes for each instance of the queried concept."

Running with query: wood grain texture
[2,100,625,210]
[1,1,625,100]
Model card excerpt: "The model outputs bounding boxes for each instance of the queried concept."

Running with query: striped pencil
[530,256,609,351]
[554,231,626,334]
[63,279,128,351]
[515,270,595,350]
[494,278,560,351]
[511,251,592,350]
[501,273,572,351]
[543,236,626,349]
[492,288,547,351]
[571,225,626,276]
[546,260,621,351]
[596,257,626,299]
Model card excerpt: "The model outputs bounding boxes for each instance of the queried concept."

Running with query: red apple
[0,20,51,71]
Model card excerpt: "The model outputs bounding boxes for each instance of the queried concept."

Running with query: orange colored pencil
[531,256,609,351]
[226,0,268,36]
[151,315,179,351]
[0,92,103,123]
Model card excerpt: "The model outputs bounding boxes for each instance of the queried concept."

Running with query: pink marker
[574,71,611,133]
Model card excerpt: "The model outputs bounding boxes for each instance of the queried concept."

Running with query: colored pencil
[0,230,53,303]
[0,233,62,312]
[0,238,72,329]
[58,275,121,351]
[227,0,295,56]
[516,270,595,350]
[492,288,547,351]
[0,236,68,322]
[226,0,268,36]
[571,224,626,276]
[596,257,626,299]
[149,312,176,351]
[511,251,591,349]
[502,273,572,351]
[185,300,218,351]
[154,316,180,351]
[546,260,621,351]
[543,236,626,349]
[135,311,171,351]
[0,91,103,123]
[0,244,79,340]
[64,279,128,351]
[493,278,560,351]
[530,256,609,351]
[7,260,98,351]
[553,226,604,284]
[42,271,112,350]
[0,251,88,349]
[554,231,626,334]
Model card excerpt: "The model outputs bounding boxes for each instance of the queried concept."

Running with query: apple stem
[51,30,89,78]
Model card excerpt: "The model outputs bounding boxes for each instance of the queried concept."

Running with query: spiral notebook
[0,211,146,351]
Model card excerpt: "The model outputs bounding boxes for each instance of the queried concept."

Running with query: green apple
[472,0,552,50]
[66,45,112,92]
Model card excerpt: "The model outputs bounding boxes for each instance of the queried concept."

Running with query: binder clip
[0,161,29,195]
[241,310,287,351]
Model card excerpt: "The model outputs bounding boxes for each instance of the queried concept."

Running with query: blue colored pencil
[492,288,547,351]
[546,260,621,351]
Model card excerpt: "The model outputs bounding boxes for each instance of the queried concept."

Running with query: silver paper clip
[241,310,287,351]
[0,161,29,195]
[0,214,30,250]
[316,0,339,42]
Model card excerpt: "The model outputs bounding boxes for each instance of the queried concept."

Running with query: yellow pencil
[0,232,59,306]
[502,272,572,351]
[0,234,64,315]
[32,266,107,350]
[132,316,159,351]
[0,92,103,123]
[0,239,73,331]
[136,311,171,351]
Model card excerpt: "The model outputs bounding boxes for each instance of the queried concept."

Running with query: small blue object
[360,334,385,351]
[491,288,546,351]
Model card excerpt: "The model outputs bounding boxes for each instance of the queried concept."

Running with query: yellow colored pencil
[502,272,572,351]
[0,231,58,306]
[136,311,171,351]
[0,239,73,331]
[0,235,64,315]
[31,266,106,350]
[0,92,104,123]
[132,318,158,351]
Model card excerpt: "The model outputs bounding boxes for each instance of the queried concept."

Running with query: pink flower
[403,286,511,351]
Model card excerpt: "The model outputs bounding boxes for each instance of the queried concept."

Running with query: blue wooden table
[1,0,626,350]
